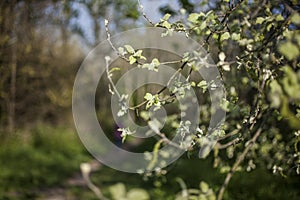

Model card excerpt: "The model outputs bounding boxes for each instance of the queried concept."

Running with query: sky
[73,0,180,45]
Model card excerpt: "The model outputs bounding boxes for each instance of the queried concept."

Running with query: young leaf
[109,183,126,200]
[152,58,160,66]
[199,21,207,30]
[144,93,153,101]
[124,44,135,54]
[275,14,284,22]
[162,21,171,29]
[199,181,209,193]
[118,47,126,56]
[197,80,208,92]
[188,13,200,23]
[278,42,299,61]
[231,33,241,41]
[255,17,265,24]
[291,13,300,25]
[134,49,143,57]
[127,188,150,200]
[129,55,137,64]
[220,32,230,41]
[162,13,171,21]
[109,67,120,74]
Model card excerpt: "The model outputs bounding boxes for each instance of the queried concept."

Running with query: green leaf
[144,93,153,101]
[255,17,265,24]
[124,44,135,54]
[127,188,150,200]
[118,47,126,55]
[267,23,273,31]
[275,14,284,21]
[140,111,149,121]
[220,166,231,173]
[152,58,160,66]
[198,143,211,158]
[220,32,230,41]
[199,181,209,193]
[199,194,206,200]
[134,49,143,57]
[109,67,120,74]
[162,13,171,21]
[109,183,126,200]
[141,63,150,68]
[278,41,300,61]
[220,98,230,112]
[231,33,241,41]
[291,13,300,25]
[118,127,135,143]
[188,13,200,23]
[129,55,137,64]
[162,21,171,29]
[197,80,208,92]
[144,63,154,71]
[199,21,207,30]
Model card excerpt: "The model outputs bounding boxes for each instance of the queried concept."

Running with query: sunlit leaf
[129,55,137,64]
[278,41,300,61]
[124,44,135,54]
[255,17,265,24]
[220,32,230,41]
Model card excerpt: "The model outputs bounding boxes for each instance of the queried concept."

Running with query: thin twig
[156,131,184,150]
[161,60,182,65]
[137,0,155,26]
[217,127,263,200]
[105,19,182,68]
[105,56,121,98]
[216,137,242,150]
[105,19,129,63]
[217,129,239,141]
[80,163,108,200]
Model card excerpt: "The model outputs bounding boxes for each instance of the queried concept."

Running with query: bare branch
[216,137,242,150]
[104,19,130,63]
[80,163,108,200]
[105,56,121,98]
[217,127,263,200]
[137,0,155,26]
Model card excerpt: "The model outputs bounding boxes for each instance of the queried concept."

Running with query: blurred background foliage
[0,0,299,199]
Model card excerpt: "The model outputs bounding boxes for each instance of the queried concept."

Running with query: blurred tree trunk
[0,1,18,132]
[8,35,17,133]
[9,0,19,132]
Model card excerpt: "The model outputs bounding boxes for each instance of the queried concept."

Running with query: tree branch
[217,127,262,200]
[216,137,242,150]
[137,0,155,26]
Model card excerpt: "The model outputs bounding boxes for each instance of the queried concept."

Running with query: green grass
[0,126,299,199]
[0,125,90,198]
